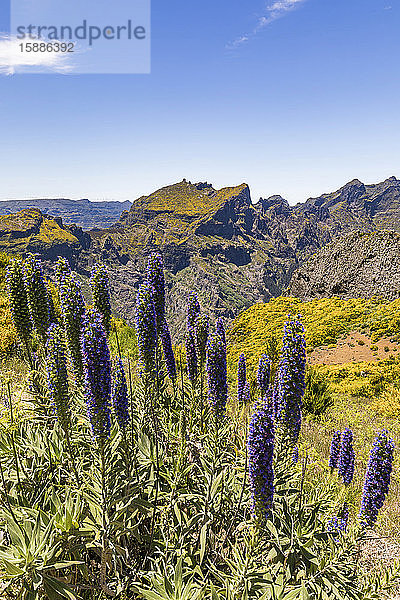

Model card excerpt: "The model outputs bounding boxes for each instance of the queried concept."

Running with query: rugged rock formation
[3,176,400,335]
[0,198,132,230]
[0,209,90,266]
[289,230,400,300]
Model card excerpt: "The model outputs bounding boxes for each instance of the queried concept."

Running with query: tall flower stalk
[112,359,130,431]
[90,264,112,335]
[45,324,80,485]
[338,428,355,486]
[276,317,306,450]
[23,254,51,340]
[160,319,177,381]
[206,331,228,417]
[248,396,275,522]
[257,354,271,396]
[185,330,198,383]
[81,310,112,441]
[237,353,247,405]
[359,430,394,528]
[146,253,166,334]
[135,283,157,376]
[194,314,209,430]
[215,317,226,345]
[59,273,86,382]
[81,309,113,594]
[5,259,32,363]
[54,257,71,285]
[187,292,200,332]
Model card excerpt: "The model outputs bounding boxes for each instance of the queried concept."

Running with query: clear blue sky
[0,0,399,204]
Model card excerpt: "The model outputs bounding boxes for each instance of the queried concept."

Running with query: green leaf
[42,575,78,600]
[200,524,207,564]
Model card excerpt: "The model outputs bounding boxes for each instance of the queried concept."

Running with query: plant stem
[7,382,22,493]
[146,345,161,562]
[65,428,81,487]
[113,322,122,361]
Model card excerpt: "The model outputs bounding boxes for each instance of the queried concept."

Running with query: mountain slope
[2,176,400,335]
[0,198,132,230]
[0,209,90,263]
[289,230,400,300]
[87,176,400,334]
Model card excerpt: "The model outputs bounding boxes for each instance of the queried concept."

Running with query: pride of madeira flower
[23,254,52,339]
[60,272,86,382]
[276,317,306,448]
[257,354,271,396]
[185,330,198,383]
[90,264,112,335]
[5,259,32,345]
[135,283,157,375]
[338,428,355,486]
[45,323,70,433]
[160,319,177,381]
[248,396,275,522]
[359,430,394,528]
[111,359,130,430]
[187,291,200,332]
[81,309,112,441]
[146,253,166,334]
[329,431,342,470]
[206,329,228,416]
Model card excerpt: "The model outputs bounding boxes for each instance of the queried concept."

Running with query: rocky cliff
[0,198,132,230]
[289,230,400,301]
[86,176,400,335]
[3,176,400,336]
[0,209,90,265]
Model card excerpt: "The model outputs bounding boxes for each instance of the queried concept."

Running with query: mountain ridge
[0,198,132,230]
[2,175,400,335]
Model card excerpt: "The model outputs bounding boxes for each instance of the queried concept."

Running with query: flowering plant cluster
[0,251,397,600]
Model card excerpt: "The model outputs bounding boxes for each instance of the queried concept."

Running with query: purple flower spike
[81,310,112,442]
[237,353,247,404]
[90,264,112,335]
[185,329,198,383]
[112,359,130,430]
[215,317,226,345]
[329,431,342,469]
[146,253,166,334]
[276,317,306,448]
[45,324,70,433]
[160,319,177,381]
[248,397,275,521]
[359,430,395,528]
[206,331,227,416]
[338,428,355,486]
[135,283,157,375]
[187,292,201,332]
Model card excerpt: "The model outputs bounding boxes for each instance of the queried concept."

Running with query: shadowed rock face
[289,231,400,301]
[3,176,400,335]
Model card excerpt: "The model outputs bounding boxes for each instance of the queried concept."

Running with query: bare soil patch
[309,331,400,365]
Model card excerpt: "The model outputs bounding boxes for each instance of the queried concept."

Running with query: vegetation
[0,254,398,600]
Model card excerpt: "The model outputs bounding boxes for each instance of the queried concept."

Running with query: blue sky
[0,0,399,204]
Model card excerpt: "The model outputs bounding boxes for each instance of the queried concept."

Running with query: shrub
[302,366,334,419]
